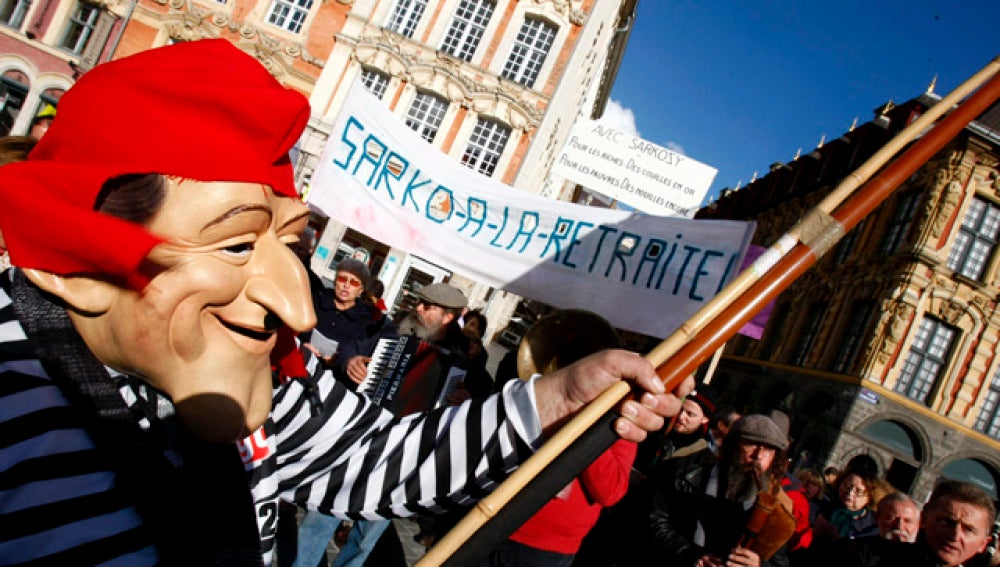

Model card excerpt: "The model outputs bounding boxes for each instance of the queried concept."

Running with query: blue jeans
[293,510,340,567]
[330,519,392,567]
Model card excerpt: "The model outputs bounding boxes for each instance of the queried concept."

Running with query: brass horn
[515,309,622,379]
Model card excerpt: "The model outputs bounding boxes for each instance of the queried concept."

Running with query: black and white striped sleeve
[269,357,542,519]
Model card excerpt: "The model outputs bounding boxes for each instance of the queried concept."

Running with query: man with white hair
[875,492,920,543]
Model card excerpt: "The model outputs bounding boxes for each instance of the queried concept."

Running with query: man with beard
[397,282,467,341]
[648,414,793,567]
[874,492,920,543]
[634,388,716,474]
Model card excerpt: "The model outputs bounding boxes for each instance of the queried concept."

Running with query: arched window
[0,70,29,136]
[860,419,921,461]
[941,458,999,498]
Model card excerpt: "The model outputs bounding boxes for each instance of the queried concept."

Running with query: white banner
[550,117,717,217]
[307,83,755,338]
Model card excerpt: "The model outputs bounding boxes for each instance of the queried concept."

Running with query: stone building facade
[701,92,1000,502]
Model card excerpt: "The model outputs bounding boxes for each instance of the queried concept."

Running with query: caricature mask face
[41,179,316,442]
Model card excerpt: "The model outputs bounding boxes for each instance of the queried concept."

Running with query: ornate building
[287,0,639,334]
[700,92,1000,502]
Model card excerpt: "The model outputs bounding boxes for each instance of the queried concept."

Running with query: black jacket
[817,533,980,567]
[648,448,790,567]
[308,291,397,389]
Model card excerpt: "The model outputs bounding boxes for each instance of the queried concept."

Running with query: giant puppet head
[0,40,317,442]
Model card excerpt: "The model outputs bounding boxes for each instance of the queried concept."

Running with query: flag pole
[417,56,1000,567]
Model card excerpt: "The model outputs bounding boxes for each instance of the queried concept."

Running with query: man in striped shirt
[0,40,689,566]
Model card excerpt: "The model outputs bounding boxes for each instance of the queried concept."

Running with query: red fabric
[271,326,308,381]
[508,439,637,554]
[0,39,310,288]
[782,477,813,551]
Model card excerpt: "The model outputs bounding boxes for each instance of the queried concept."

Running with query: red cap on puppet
[0,39,310,289]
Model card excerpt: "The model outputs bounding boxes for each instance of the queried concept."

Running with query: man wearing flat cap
[396,282,468,340]
[647,414,794,567]
[0,40,689,565]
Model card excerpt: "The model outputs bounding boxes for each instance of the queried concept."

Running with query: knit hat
[729,414,789,450]
[335,258,370,289]
[687,387,717,416]
[0,39,310,289]
[413,282,467,310]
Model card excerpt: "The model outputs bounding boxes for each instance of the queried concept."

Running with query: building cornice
[149,0,324,73]
[349,25,547,128]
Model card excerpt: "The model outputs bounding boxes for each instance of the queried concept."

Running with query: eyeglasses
[336,274,362,287]
[841,485,868,496]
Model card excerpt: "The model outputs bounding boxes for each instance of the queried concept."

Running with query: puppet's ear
[23,269,118,314]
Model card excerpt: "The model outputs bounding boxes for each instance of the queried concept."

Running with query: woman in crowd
[795,468,826,526]
[814,470,885,542]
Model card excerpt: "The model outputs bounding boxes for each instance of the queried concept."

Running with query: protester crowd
[1,40,998,567]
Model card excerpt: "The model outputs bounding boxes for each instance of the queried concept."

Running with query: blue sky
[601,0,1000,204]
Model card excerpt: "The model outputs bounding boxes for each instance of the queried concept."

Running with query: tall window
[405,92,448,143]
[947,197,1000,281]
[0,75,28,136]
[461,118,510,176]
[385,0,427,38]
[359,68,390,99]
[975,367,1000,439]
[501,17,556,88]
[60,2,99,54]
[0,0,31,29]
[830,301,874,373]
[895,317,956,405]
[833,219,866,265]
[790,302,827,366]
[440,0,494,62]
[880,191,921,254]
[266,0,313,33]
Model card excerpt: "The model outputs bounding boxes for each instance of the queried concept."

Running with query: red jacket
[782,476,814,551]
[508,439,637,554]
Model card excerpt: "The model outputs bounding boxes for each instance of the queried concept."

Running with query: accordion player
[357,335,468,416]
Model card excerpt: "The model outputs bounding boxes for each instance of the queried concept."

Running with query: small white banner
[551,117,717,217]
[307,83,754,339]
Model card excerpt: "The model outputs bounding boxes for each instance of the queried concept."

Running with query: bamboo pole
[417,57,1000,567]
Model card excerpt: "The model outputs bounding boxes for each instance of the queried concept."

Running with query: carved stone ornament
[525,0,586,26]
[82,0,122,8]
[938,299,965,326]
[932,180,962,238]
[155,0,323,69]
[881,301,914,354]
[353,28,544,124]
[166,21,209,42]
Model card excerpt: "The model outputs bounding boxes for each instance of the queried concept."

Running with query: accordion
[358,335,467,416]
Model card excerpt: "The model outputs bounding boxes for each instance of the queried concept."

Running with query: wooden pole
[417,57,1000,567]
